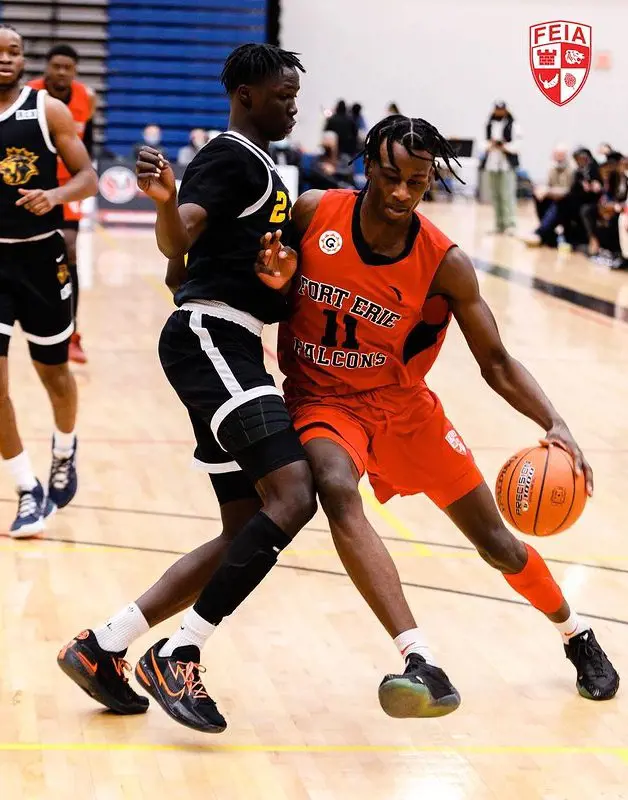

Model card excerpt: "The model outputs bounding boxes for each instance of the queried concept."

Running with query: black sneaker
[378,653,461,718]
[565,629,619,700]
[57,629,149,714]
[135,639,227,733]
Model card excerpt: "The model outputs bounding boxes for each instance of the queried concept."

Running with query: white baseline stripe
[188,310,243,396]
[23,320,74,346]
[210,385,283,443]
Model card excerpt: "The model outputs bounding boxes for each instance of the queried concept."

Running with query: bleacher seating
[106,0,267,157]
[0,0,108,150]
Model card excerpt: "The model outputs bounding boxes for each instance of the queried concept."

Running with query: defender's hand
[136,147,176,204]
[540,422,594,496]
[255,230,297,291]
[16,188,60,215]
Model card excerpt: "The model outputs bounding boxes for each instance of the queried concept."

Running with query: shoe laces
[579,639,607,678]
[17,489,39,518]
[111,656,132,683]
[179,661,210,699]
[50,453,73,490]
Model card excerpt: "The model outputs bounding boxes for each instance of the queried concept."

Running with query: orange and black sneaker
[135,639,227,733]
[57,629,149,714]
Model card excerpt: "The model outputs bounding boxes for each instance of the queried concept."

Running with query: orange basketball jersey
[27,79,92,182]
[278,190,456,396]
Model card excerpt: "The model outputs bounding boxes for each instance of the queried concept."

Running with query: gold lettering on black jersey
[270,190,289,223]
[0,147,39,186]
[57,262,70,284]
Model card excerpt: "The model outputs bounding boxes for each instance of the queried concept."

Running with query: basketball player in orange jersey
[29,44,95,364]
[254,115,618,713]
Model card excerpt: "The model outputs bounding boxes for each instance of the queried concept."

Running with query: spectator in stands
[133,124,166,159]
[324,100,358,158]
[562,147,602,251]
[481,100,520,235]
[351,103,367,147]
[524,144,574,247]
[582,151,627,264]
[177,128,209,166]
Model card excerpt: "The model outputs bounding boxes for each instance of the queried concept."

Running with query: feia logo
[530,20,591,106]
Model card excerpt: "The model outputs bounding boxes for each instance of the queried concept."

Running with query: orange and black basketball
[495,445,587,536]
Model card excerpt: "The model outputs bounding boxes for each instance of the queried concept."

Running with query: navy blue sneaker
[47,438,78,509]
[9,479,46,538]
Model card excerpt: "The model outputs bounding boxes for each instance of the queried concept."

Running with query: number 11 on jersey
[321,310,360,350]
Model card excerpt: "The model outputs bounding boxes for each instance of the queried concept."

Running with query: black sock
[193,511,291,626]
[69,261,79,322]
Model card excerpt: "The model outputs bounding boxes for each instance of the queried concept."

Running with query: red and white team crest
[530,21,591,106]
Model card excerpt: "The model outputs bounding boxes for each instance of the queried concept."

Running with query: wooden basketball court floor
[1,202,627,799]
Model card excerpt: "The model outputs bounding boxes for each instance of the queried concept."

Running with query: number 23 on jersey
[270,190,291,224]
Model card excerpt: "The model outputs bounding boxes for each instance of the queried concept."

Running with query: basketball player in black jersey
[58,44,316,732]
[0,26,97,536]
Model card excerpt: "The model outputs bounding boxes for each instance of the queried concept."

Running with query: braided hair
[356,115,465,192]
[221,43,305,94]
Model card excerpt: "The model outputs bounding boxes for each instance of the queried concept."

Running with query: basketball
[495,445,587,536]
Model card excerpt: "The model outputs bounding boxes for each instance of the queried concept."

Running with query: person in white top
[482,101,521,235]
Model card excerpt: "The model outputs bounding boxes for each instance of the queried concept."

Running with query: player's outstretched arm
[15,96,97,216]
[431,247,593,494]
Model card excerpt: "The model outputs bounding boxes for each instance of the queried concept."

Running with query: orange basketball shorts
[287,383,483,508]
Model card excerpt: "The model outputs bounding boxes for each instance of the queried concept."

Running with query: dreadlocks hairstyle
[220,43,305,95]
[46,43,79,63]
[356,115,465,192]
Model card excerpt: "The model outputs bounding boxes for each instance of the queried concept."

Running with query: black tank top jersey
[0,87,62,239]
[175,131,292,324]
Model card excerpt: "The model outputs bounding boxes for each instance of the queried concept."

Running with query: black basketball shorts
[0,232,74,365]
[158,302,307,503]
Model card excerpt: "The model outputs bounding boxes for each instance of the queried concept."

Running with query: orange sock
[503,543,564,614]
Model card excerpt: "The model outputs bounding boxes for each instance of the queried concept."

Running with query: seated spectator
[133,124,166,159]
[177,128,209,166]
[324,100,358,159]
[270,136,301,166]
[302,132,356,191]
[583,151,628,265]
[556,147,601,248]
[524,144,574,247]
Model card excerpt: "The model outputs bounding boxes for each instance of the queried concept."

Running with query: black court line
[2,496,627,577]
[474,258,628,322]
[7,532,627,629]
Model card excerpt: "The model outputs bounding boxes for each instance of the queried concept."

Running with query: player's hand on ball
[255,230,297,292]
[16,188,60,215]
[136,147,176,204]
[540,422,594,496]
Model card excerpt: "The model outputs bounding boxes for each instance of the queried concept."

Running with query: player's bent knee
[263,460,317,532]
[316,469,362,524]
[477,528,527,573]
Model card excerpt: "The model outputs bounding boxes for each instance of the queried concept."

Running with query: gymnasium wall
[280,0,628,181]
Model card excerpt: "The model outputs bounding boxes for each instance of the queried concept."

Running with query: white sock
[394,628,438,667]
[554,612,590,644]
[93,602,149,653]
[159,608,216,657]
[53,429,76,458]
[4,451,37,492]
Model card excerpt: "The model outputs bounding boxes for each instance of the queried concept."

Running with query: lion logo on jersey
[0,147,39,186]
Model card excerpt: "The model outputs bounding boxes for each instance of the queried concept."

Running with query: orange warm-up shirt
[278,189,456,397]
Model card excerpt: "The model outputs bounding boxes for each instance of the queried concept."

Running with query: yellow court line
[359,486,433,557]
[0,742,626,759]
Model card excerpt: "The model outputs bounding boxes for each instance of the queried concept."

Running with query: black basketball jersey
[0,87,62,240]
[175,131,292,323]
